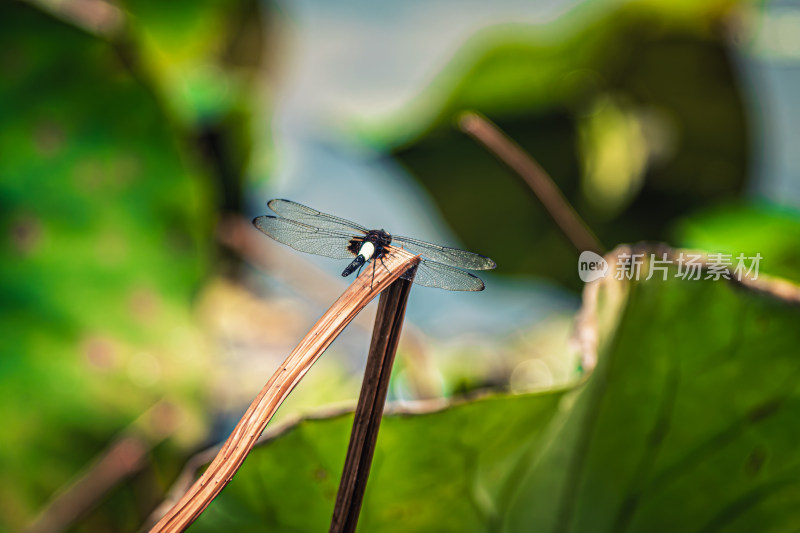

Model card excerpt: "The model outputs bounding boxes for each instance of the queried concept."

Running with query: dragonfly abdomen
[342,255,365,277]
[342,241,377,277]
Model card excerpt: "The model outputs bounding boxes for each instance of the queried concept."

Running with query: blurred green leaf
[119,0,265,125]
[371,0,742,143]
[187,247,800,532]
[673,202,800,283]
[0,2,214,529]
[117,0,267,212]
[379,0,748,288]
[506,250,800,531]
[192,392,565,532]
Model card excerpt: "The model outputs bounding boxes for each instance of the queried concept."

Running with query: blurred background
[2,0,799,530]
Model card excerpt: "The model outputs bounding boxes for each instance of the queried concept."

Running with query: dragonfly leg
[379,256,392,275]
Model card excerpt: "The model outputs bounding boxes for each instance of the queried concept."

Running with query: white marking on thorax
[359,241,376,261]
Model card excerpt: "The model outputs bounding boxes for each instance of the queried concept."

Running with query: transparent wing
[401,259,486,291]
[267,199,369,234]
[253,216,356,259]
[392,235,496,271]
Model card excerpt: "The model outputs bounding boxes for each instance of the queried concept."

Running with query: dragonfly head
[365,229,392,247]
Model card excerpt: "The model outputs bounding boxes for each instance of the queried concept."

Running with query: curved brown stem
[149,248,420,533]
[459,111,604,255]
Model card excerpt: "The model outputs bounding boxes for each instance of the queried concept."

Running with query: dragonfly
[252,199,496,291]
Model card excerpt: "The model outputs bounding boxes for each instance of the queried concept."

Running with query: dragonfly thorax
[358,241,376,261]
[342,230,392,278]
[347,229,392,260]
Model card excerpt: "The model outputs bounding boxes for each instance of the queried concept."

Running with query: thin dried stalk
[330,272,416,533]
[459,111,604,254]
[149,248,420,533]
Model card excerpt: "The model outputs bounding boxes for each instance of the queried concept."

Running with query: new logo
[578,251,608,282]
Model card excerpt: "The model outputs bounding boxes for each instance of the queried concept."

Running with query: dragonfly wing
[392,235,496,271]
[267,199,369,234]
[401,259,485,291]
[253,216,356,259]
